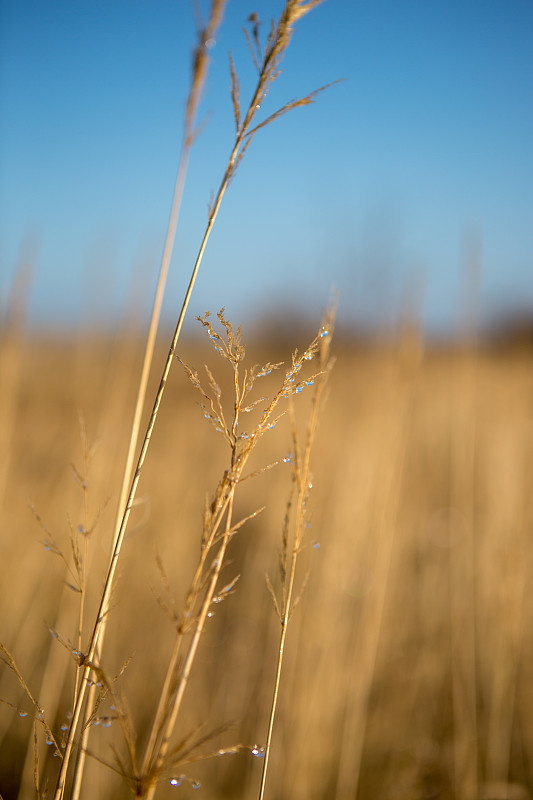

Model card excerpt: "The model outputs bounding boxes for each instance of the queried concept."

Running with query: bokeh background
[2,3,533,800]
[1,0,532,334]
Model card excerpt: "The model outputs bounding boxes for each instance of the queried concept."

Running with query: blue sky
[1,0,532,335]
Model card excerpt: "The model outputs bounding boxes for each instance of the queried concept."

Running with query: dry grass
[0,4,337,798]
[2,321,533,799]
[2,3,532,799]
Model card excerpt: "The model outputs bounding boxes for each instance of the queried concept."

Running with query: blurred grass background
[1,305,533,800]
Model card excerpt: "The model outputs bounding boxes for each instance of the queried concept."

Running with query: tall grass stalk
[52,3,332,798]
[334,327,421,800]
[70,4,227,797]
[449,257,481,800]
[133,310,328,798]
[258,307,335,800]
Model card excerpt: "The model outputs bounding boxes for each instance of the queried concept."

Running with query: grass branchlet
[134,309,329,799]
[259,305,335,800]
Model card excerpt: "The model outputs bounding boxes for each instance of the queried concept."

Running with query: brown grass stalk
[258,307,335,800]
[0,4,334,797]
[53,4,332,797]
[134,310,329,798]
[70,4,228,797]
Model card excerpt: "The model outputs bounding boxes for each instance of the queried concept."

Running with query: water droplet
[207,611,215,618]
[319,328,328,338]
[283,454,293,463]
[102,718,112,728]
[43,540,51,551]
[305,379,314,387]
[170,775,185,787]
[295,386,303,394]
[240,432,250,440]
[19,711,28,718]
[212,595,223,604]
[255,104,261,109]
[53,749,61,758]
[60,723,68,731]
[46,736,53,746]
[191,780,201,790]
[312,541,320,549]
[251,745,266,758]
[304,352,314,360]
[214,346,222,353]
[77,524,85,534]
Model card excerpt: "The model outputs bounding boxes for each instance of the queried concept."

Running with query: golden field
[1,315,533,800]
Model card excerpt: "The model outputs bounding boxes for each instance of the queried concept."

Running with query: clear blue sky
[1,0,532,334]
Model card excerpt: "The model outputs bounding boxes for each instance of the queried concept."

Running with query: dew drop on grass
[102,718,112,728]
[305,379,314,387]
[295,386,303,394]
[312,541,321,549]
[43,540,51,551]
[170,775,185,787]
[191,780,201,790]
[46,736,53,746]
[19,711,28,718]
[251,746,266,758]
[60,723,68,731]
[319,328,329,338]
[53,750,61,758]
[207,611,215,618]
[283,454,293,463]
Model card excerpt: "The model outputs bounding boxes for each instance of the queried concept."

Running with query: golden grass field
[2,315,533,800]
